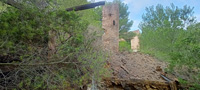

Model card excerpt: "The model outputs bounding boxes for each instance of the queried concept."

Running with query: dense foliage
[139,3,200,88]
[120,31,136,43]
[0,0,108,89]
[119,41,132,52]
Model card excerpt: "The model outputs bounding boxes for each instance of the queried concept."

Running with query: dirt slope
[108,52,168,82]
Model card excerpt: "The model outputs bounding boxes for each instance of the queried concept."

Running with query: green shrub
[0,0,108,89]
[120,32,136,43]
[139,25,200,86]
[119,41,132,52]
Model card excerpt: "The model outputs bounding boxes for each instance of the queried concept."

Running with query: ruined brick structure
[102,4,119,53]
[131,30,140,52]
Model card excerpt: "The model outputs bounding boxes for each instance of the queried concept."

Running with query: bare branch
[0,61,79,66]
[66,1,105,11]
[3,0,24,9]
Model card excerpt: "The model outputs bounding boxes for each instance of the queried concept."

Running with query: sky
[89,0,200,31]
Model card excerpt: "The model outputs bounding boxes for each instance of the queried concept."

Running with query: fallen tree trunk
[3,0,23,9]
[66,1,105,11]
[3,0,105,12]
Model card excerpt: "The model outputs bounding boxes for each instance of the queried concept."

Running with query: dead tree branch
[3,0,24,9]
[66,1,105,11]
[0,61,79,66]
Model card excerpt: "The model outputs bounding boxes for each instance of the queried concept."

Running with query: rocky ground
[108,52,169,82]
[95,52,182,90]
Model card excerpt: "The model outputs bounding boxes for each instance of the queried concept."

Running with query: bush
[0,1,108,89]
[119,41,132,52]
[139,25,200,86]
[120,32,136,43]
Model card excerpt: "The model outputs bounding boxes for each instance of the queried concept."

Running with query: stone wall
[131,36,139,52]
[131,30,140,52]
[102,4,119,53]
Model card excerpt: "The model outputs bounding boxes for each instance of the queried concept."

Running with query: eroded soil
[98,52,181,90]
[108,52,168,82]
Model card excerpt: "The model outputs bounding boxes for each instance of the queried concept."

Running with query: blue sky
[89,0,200,31]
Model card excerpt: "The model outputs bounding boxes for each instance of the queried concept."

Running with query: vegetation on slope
[119,41,132,52]
[0,0,108,89]
[139,3,200,89]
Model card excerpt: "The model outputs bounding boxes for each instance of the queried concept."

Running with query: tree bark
[4,0,105,11]
[66,1,105,11]
[3,0,23,9]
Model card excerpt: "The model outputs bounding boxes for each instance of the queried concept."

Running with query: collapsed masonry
[102,4,119,53]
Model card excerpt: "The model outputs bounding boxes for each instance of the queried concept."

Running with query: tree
[0,0,108,89]
[139,3,196,31]
[187,22,200,31]
[112,0,133,34]
[139,4,200,86]
[120,31,136,43]
[139,3,196,49]
[139,3,196,58]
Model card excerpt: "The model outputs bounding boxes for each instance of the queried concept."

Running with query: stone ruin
[102,4,119,53]
[131,30,140,52]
